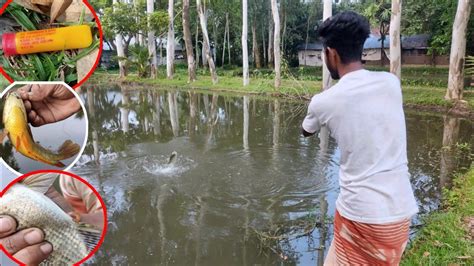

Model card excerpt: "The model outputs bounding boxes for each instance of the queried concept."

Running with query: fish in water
[1,91,80,167]
[167,151,178,164]
[0,174,90,265]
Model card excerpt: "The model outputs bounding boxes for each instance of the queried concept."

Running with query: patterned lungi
[324,211,410,265]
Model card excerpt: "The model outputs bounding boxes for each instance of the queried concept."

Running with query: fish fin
[16,135,22,150]
[54,161,65,167]
[27,125,35,142]
[77,225,102,251]
[0,130,8,143]
[22,173,59,194]
[56,140,81,160]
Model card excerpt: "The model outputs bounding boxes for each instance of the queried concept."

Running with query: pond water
[73,85,473,265]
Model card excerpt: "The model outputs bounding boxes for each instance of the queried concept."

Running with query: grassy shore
[90,65,473,115]
[402,166,474,265]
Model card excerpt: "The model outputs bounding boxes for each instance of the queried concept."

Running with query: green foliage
[466,56,474,76]
[149,11,169,36]
[102,2,147,39]
[363,0,391,30]
[402,0,474,55]
[129,45,150,78]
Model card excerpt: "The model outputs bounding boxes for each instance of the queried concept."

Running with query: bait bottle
[1,25,93,56]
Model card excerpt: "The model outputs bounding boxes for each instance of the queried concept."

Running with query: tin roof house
[298,34,448,67]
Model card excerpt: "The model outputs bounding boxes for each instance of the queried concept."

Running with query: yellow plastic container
[1,25,93,56]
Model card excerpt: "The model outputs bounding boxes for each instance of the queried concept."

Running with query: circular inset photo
[0,0,102,88]
[0,82,87,174]
[0,170,107,265]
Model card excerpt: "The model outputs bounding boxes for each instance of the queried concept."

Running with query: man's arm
[301,96,321,137]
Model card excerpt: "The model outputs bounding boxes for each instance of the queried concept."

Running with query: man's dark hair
[317,11,370,64]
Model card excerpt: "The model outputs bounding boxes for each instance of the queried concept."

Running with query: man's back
[302,69,418,223]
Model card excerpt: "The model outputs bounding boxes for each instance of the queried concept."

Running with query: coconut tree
[446,0,472,100]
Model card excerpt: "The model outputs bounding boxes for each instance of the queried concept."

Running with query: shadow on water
[73,84,473,265]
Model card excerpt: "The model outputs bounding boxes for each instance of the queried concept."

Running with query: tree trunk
[389,0,402,79]
[252,17,262,69]
[227,15,231,65]
[197,0,218,84]
[262,21,266,67]
[271,0,281,89]
[182,0,196,82]
[147,0,157,78]
[322,0,332,90]
[113,0,127,78]
[446,0,471,100]
[159,38,163,65]
[167,0,175,79]
[381,35,385,66]
[242,0,250,86]
[281,1,287,52]
[212,18,218,63]
[195,24,200,67]
[268,8,274,68]
[222,13,228,66]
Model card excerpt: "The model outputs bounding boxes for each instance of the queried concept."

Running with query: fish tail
[56,140,81,160]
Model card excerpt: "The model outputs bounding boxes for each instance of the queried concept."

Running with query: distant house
[401,34,449,65]
[298,34,390,66]
[297,43,324,66]
[362,34,390,63]
[298,34,449,67]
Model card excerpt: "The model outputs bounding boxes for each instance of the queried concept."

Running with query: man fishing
[301,11,419,265]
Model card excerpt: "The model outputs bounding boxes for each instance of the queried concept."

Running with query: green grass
[0,75,10,92]
[402,166,474,265]
[91,65,473,111]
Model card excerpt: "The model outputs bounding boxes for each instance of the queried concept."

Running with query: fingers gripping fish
[1,92,80,167]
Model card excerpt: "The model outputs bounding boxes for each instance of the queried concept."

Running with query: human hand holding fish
[0,215,53,265]
[18,84,81,127]
[1,87,81,167]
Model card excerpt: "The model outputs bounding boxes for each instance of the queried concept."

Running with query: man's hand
[0,215,53,265]
[17,84,81,127]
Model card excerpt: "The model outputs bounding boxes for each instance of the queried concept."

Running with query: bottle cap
[2,33,18,56]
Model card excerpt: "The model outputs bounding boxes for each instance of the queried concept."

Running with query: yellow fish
[2,91,80,167]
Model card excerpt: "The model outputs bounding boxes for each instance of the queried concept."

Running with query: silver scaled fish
[0,174,90,265]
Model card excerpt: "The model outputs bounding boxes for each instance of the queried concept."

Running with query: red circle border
[0,0,104,90]
[0,169,108,266]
